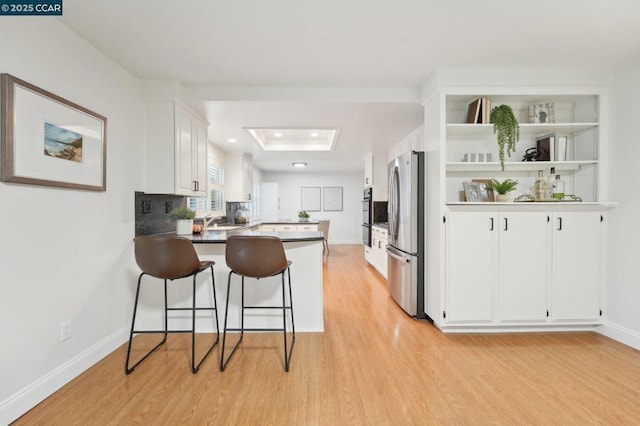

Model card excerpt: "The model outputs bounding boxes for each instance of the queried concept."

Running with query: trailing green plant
[486,178,519,195]
[490,104,520,171]
[169,207,196,220]
[298,210,310,218]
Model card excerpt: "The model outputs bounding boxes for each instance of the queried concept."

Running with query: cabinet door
[275,224,295,232]
[364,152,373,187]
[499,212,549,322]
[243,153,253,200]
[299,224,317,231]
[175,107,195,195]
[551,212,601,321]
[446,211,497,323]
[193,120,208,197]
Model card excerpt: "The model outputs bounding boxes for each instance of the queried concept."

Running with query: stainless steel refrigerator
[387,150,425,317]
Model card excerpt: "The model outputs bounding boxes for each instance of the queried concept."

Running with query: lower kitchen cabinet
[367,225,388,279]
[445,209,603,327]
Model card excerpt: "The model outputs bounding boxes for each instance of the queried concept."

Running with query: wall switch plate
[61,321,71,342]
[142,200,151,214]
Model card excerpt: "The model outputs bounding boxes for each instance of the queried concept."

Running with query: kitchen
[2,2,640,424]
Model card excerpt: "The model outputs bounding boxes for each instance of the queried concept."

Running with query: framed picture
[323,186,343,211]
[301,186,321,211]
[472,179,495,202]
[1,74,107,191]
[463,182,483,202]
[528,102,555,124]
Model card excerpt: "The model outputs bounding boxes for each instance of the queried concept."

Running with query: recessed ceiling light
[227,138,237,143]
[243,127,339,152]
[292,162,307,168]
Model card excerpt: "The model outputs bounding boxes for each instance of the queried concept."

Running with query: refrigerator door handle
[389,165,400,241]
[387,248,410,262]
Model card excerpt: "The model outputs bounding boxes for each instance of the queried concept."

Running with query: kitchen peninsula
[188,225,324,332]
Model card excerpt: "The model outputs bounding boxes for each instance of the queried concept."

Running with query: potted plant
[486,179,519,202]
[298,210,310,222]
[490,104,520,171]
[170,207,196,235]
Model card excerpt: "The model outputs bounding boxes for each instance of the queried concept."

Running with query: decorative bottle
[552,175,565,199]
[533,170,547,201]
[547,167,556,199]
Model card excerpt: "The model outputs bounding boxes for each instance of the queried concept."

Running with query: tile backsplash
[135,191,187,236]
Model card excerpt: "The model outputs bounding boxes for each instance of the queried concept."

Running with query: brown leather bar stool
[125,235,219,374]
[220,235,295,372]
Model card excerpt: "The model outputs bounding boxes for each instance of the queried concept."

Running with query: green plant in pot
[170,207,196,234]
[490,104,520,171]
[298,210,310,222]
[486,179,519,202]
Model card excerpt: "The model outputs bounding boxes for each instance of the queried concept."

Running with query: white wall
[599,61,640,349]
[0,20,144,423]
[261,171,362,244]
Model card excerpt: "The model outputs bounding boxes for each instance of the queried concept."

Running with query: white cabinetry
[445,208,603,326]
[144,101,208,196]
[272,224,318,232]
[364,152,373,188]
[367,225,388,279]
[226,152,253,201]
[551,211,602,321]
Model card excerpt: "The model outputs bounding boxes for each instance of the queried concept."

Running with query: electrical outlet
[61,321,71,342]
[166,202,172,213]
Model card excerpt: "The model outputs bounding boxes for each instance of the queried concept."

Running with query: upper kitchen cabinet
[144,100,208,197]
[226,152,253,202]
[364,152,373,188]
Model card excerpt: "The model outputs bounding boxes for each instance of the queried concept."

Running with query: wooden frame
[1,73,107,191]
[322,186,343,211]
[472,179,495,202]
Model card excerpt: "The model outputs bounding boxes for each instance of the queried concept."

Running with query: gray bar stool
[125,235,219,374]
[220,235,295,372]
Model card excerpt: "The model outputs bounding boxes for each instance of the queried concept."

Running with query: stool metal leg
[125,273,168,374]
[220,271,244,371]
[190,265,219,373]
[282,268,295,372]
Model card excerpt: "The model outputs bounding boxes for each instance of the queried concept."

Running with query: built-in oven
[362,187,372,246]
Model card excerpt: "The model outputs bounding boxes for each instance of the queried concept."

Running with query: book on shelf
[555,136,567,161]
[535,134,555,161]
[466,97,491,124]
[466,98,482,124]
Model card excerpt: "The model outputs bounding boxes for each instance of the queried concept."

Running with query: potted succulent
[298,210,310,222]
[486,178,519,202]
[170,207,196,235]
[490,104,520,171]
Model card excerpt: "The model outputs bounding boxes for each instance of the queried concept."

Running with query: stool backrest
[317,220,330,240]
[226,235,288,278]
[134,235,201,280]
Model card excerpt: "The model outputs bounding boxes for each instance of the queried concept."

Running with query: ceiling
[59,0,640,172]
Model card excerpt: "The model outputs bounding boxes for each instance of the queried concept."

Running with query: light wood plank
[14,245,640,424]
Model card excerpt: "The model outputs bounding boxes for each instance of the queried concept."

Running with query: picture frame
[322,186,343,211]
[463,182,483,202]
[1,74,107,191]
[472,179,495,202]
[300,186,321,211]
[528,102,555,124]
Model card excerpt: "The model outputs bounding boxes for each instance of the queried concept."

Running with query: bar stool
[220,235,295,372]
[125,235,219,374]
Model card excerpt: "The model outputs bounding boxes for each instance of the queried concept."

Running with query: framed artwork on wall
[1,73,107,191]
[323,186,343,211]
[301,186,321,211]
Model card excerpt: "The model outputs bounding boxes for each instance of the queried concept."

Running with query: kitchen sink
[207,225,240,231]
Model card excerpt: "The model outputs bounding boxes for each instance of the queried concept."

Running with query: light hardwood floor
[15,245,640,424]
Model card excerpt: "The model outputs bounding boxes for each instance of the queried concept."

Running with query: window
[189,154,225,216]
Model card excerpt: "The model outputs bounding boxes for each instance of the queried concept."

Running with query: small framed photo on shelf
[472,179,495,202]
[463,182,483,202]
[528,102,555,124]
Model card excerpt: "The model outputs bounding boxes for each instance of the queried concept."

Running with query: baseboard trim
[0,327,128,425]
[596,321,640,351]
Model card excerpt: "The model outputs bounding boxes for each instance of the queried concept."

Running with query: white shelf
[446,122,598,137]
[446,161,596,173]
